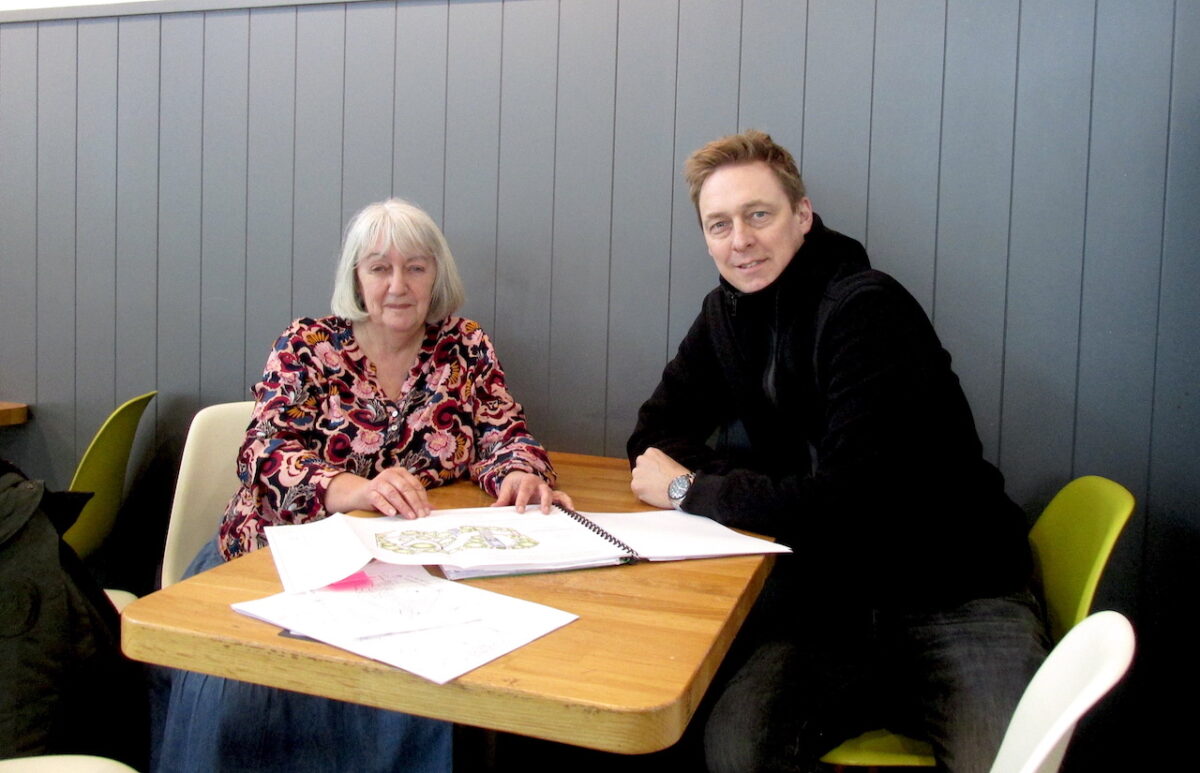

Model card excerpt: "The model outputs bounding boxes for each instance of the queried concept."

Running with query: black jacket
[628,215,1031,610]
[0,460,145,765]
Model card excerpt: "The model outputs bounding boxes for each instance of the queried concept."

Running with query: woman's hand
[326,468,431,519]
[492,471,574,514]
[631,447,690,509]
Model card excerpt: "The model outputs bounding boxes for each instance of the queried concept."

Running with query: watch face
[668,474,690,503]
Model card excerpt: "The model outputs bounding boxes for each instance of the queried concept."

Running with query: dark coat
[628,215,1031,611]
[0,460,144,765]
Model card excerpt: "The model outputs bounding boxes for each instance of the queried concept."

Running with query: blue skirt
[154,539,453,773]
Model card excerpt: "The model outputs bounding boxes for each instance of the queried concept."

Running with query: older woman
[158,199,568,773]
[220,197,568,558]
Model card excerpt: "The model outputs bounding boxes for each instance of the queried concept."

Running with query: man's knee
[903,592,1049,773]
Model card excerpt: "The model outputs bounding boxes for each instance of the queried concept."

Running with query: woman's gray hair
[331,198,466,322]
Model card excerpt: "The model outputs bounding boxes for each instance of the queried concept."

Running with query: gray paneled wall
[1,1,1197,764]
[1,0,1197,550]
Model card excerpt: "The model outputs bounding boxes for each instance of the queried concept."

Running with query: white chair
[0,756,137,772]
[160,401,255,587]
[989,610,1135,773]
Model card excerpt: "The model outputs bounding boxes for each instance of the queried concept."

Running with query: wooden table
[121,452,775,754]
[0,401,29,426]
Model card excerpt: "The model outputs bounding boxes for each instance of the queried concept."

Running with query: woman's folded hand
[492,471,574,514]
[327,468,432,519]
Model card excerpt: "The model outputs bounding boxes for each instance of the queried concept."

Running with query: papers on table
[440,508,792,579]
[244,505,786,681]
[265,505,790,589]
[586,509,790,563]
[232,562,576,684]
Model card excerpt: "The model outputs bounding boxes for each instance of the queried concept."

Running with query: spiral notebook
[265,505,790,591]
[438,504,790,579]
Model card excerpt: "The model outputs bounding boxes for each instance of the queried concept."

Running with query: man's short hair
[684,129,806,214]
[331,198,466,323]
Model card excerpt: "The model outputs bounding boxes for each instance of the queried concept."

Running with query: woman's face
[355,238,436,340]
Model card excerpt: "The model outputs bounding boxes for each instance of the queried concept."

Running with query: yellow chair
[62,391,157,560]
[820,475,1135,769]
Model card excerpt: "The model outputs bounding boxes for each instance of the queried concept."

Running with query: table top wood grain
[121,452,774,753]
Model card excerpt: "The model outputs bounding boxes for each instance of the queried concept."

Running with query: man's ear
[795,197,814,235]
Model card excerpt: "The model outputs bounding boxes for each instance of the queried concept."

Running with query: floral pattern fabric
[218,315,554,560]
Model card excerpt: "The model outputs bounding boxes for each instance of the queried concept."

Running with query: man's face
[697,161,813,294]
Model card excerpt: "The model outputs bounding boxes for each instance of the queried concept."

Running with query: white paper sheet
[585,510,792,561]
[264,514,373,592]
[340,506,627,572]
[232,562,577,684]
[265,506,790,589]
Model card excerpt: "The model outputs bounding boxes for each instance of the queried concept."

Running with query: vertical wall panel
[1085,0,1177,651]
[392,0,447,221]
[738,0,806,155]
[114,15,160,422]
[605,0,678,455]
[1074,2,1173,497]
[112,15,163,584]
[75,18,119,456]
[342,0,396,221]
[1073,2,1174,625]
[667,0,741,353]
[36,20,78,487]
[867,1,943,313]
[1150,0,1200,516]
[292,4,345,319]
[801,0,873,240]
[1143,3,1200,757]
[199,10,249,405]
[157,12,204,449]
[1001,0,1094,505]
[245,6,298,385]
[494,0,558,434]
[935,0,1018,464]
[547,0,618,454]
[443,0,501,330]
[0,23,39,464]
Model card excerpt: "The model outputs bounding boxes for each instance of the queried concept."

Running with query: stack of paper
[236,504,787,682]
[232,561,576,684]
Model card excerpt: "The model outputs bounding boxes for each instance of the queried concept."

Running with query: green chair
[820,475,1135,770]
[62,391,157,560]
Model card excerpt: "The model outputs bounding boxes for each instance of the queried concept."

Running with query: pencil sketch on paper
[375,526,539,556]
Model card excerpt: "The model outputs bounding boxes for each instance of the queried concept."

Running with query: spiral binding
[555,504,641,563]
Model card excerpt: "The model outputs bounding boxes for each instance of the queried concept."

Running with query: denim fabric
[703,591,1048,773]
[153,539,452,773]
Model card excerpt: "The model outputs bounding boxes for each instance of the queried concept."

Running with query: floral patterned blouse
[217,315,555,560]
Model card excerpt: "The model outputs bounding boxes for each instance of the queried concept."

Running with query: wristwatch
[667,472,696,510]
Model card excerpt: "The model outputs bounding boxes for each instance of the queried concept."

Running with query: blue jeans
[153,539,452,773]
[703,591,1048,773]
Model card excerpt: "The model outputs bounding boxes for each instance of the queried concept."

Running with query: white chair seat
[0,755,138,772]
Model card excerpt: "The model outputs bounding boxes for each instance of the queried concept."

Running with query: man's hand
[631,447,691,509]
[492,471,575,514]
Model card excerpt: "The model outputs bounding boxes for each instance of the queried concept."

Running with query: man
[628,130,1046,773]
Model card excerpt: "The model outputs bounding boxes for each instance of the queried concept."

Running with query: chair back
[161,401,254,587]
[988,610,1134,773]
[64,391,157,559]
[1028,476,1135,642]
